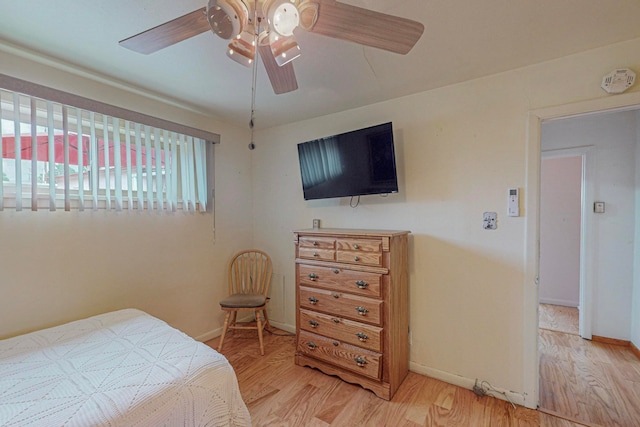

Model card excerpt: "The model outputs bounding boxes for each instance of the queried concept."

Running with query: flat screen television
[297,122,398,200]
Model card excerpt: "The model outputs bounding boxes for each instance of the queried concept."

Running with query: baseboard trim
[195,321,296,343]
[268,321,295,334]
[538,298,578,307]
[194,315,255,343]
[408,362,530,409]
[630,341,640,360]
[195,328,221,343]
[592,335,630,347]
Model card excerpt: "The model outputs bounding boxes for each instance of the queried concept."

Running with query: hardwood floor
[539,305,640,427]
[207,329,584,426]
[539,304,579,335]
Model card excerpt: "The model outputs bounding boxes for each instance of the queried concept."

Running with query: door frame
[522,91,640,409]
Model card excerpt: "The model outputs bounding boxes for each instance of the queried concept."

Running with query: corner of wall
[632,110,640,348]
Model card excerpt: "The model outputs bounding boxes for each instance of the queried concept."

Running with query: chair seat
[219,293,266,308]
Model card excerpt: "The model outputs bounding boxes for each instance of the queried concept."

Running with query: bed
[0,309,251,426]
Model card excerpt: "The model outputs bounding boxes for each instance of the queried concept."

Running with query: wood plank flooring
[539,304,579,335]
[206,329,584,426]
[539,304,640,427]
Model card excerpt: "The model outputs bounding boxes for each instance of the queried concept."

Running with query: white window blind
[0,78,217,212]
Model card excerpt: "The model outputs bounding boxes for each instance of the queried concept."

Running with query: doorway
[524,100,640,414]
[535,108,639,424]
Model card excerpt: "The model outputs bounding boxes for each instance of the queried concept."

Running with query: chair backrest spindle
[228,249,272,297]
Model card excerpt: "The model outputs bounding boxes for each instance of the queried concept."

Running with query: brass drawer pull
[355,306,369,316]
[306,341,317,350]
[354,256,360,262]
[308,296,319,305]
[333,293,339,299]
[308,320,319,328]
[332,318,340,324]
[355,356,367,367]
[313,252,319,257]
[353,244,360,249]
[308,273,319,280]
[355,280,368,289]
[356,332,369,342]
[312,241,319,246]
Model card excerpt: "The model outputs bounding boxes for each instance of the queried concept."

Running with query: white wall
[252,37,640,405]
[539,156,582,307]
[0,48,254,340]
[633,111,640,349]
[541,111,637,340]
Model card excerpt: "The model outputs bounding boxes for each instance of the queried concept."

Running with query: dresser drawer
[336,238,382,253]
[336,250,382,267]
[299,286,382,326]
[299,247,335,262]
[297,330,382,380]
[298,264,382,298]
[336,238,383,267]
[299,236,335,249]
[300,309,383,353]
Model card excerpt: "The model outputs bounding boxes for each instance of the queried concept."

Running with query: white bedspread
[0,309,251,426]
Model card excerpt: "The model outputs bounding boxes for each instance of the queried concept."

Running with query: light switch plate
[594,202,605,213]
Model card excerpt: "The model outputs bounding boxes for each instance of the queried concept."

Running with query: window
[0,76,217,212]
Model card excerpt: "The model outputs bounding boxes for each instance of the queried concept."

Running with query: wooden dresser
[293,228,410,400]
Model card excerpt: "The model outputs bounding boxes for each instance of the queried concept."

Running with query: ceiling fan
[119,0,425,95]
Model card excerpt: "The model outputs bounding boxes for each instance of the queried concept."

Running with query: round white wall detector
[601,68,636,94]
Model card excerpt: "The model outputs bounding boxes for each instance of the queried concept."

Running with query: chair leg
[256,309,265,356]
[218,311,231,352]
[262,308,271,330]
[230,311,237,328]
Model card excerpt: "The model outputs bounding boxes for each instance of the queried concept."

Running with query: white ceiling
[1,0,640,129]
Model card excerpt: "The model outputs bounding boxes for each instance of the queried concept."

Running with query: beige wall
[0,48,254,340]
[3,35,640,408]
[252,37,640,406]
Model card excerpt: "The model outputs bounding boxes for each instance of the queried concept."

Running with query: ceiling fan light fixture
[266,0,300,37]
[227,30,256,67]
[207,0,249,39]
[269,32,301,66]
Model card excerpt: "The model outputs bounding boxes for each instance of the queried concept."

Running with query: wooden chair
[218,249,272,355]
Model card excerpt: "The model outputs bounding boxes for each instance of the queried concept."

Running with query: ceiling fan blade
[300,0,424,54]
[258,44,298,94]
[119,8,210,54]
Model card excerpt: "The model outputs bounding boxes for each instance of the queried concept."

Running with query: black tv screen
[297,122,398,200]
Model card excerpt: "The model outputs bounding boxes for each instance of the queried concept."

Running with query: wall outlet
[313,219,321,229]
[473,379,487,397]
[483,212,497,230]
